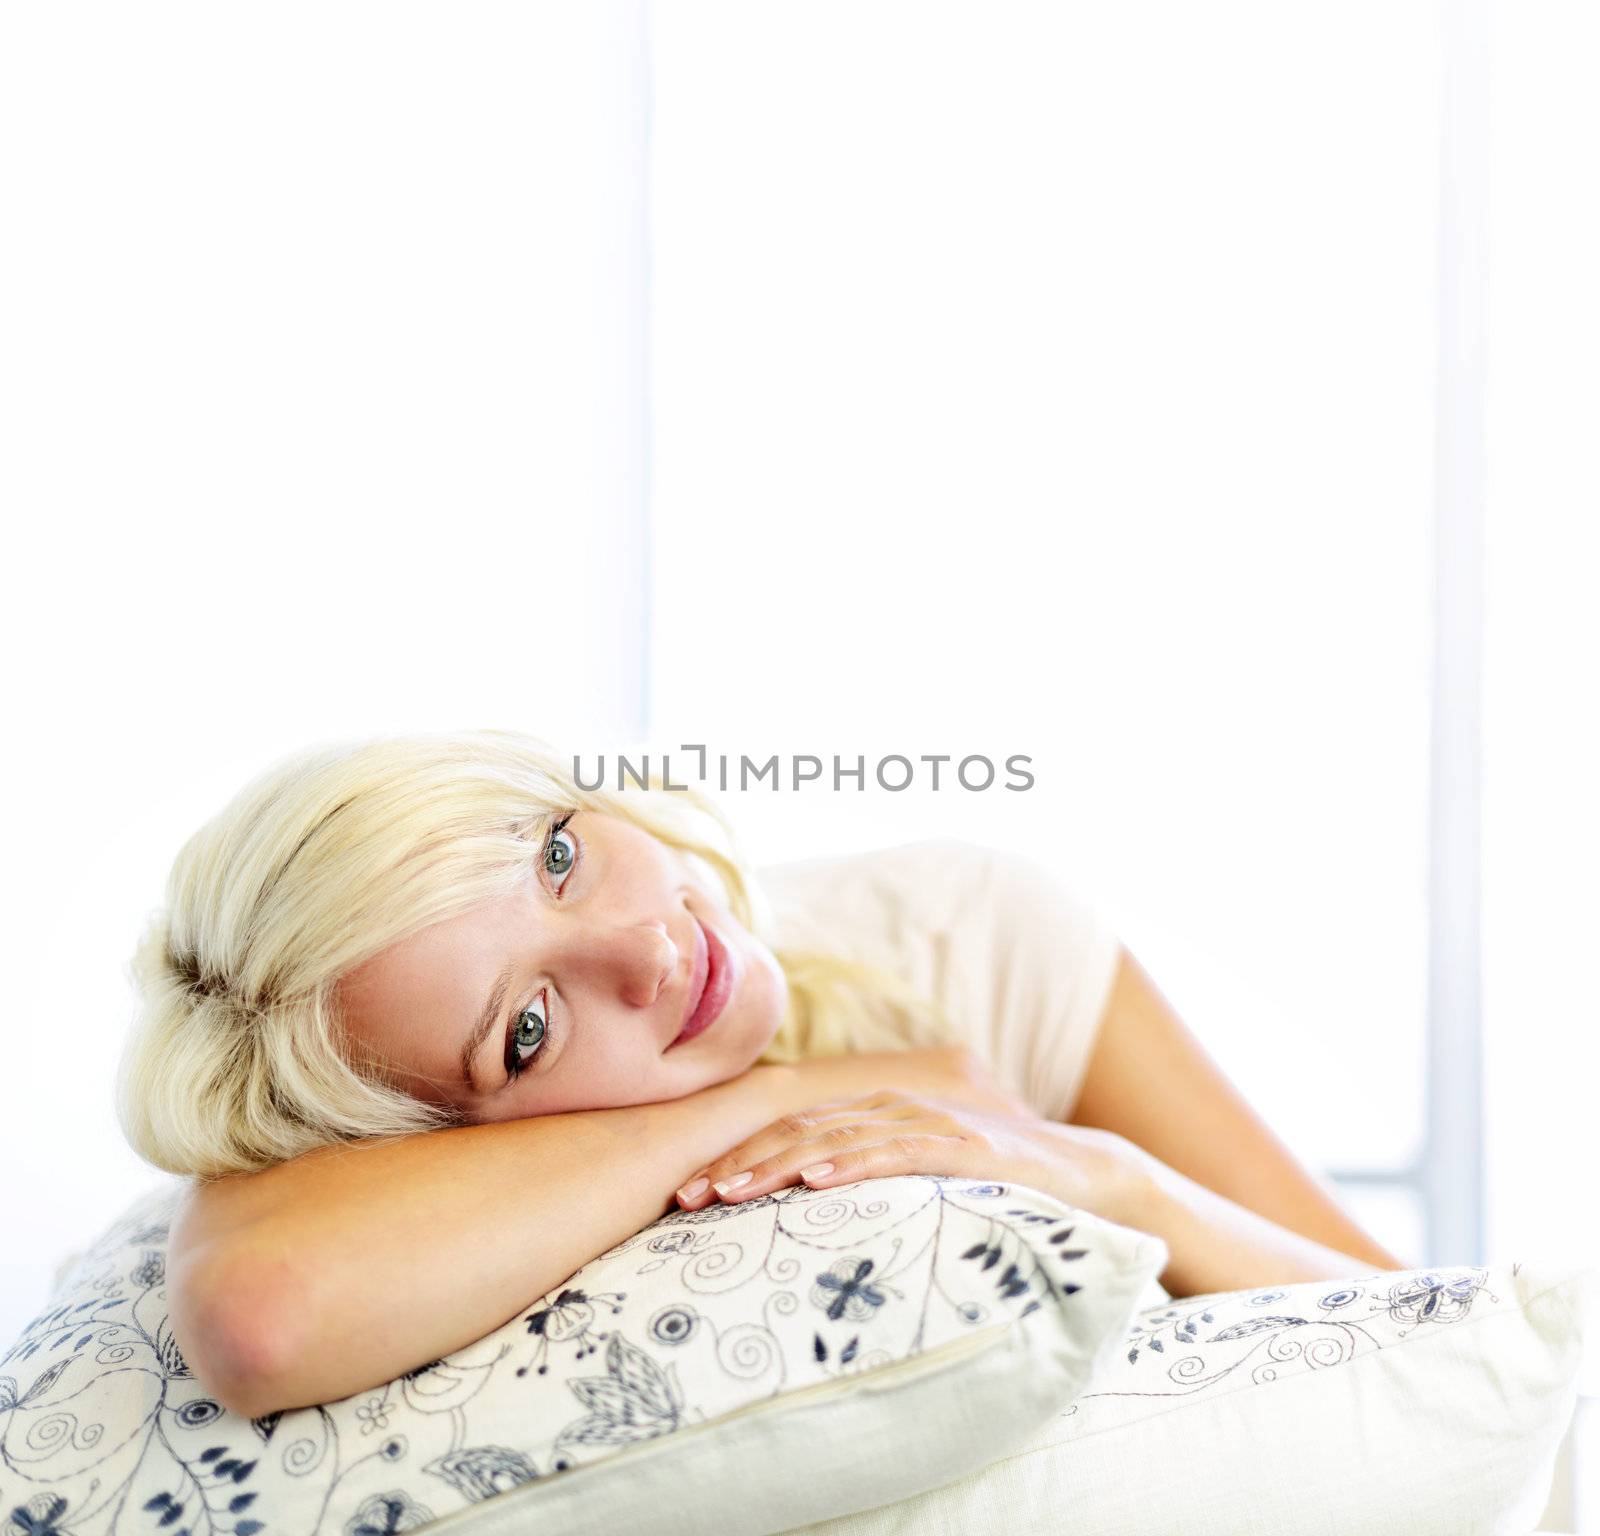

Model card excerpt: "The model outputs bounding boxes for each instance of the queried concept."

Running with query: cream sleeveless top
[753,838,1124,1123]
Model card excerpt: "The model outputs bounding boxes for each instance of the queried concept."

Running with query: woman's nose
[581,920,679,1008]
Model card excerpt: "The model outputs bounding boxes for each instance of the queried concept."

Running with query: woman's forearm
[173,1065,808,1417]
[1119,1155,1412,1298]
[171,1046,990,1417]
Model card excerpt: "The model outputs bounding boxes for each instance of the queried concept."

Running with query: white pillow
[2,1173,1167,1536]
[779,1257,1598,1536]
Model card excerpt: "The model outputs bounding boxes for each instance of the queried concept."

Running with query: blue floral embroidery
[0,1174,1151,1534]
[811,1259,888,1323]
[422,1447,538,1501]
[518,1286,626,1377]
[557,1332,683,1453]
[1385,1270,1485,1330]
[1105,1267,1498,1395]
[8,1493,69,1536]
[344,1490,435,1536]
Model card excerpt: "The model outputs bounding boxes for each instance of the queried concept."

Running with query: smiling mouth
[676,915,710,1040]
[670,914,732,1048]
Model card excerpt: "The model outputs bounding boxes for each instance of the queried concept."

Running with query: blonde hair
[115,729,950,1180]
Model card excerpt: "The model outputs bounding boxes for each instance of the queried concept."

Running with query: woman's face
[334,810,788,1121]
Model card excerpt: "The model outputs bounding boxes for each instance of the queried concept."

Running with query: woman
[117,728,1408,1420]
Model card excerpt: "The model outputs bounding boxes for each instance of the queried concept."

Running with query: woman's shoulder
[755,834,1124,1120]
[752,836,993,966]
[753,836,1097,972]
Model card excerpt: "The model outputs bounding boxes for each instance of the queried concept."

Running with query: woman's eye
[545,826,578,892]
[509,996,549,1075]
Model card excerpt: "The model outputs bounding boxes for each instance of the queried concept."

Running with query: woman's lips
[670,915,732,1047]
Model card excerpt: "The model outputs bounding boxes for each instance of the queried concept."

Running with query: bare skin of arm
[168,1045,1020,1419]
[1069,944,1415,1297]
[173,948,1414,1416]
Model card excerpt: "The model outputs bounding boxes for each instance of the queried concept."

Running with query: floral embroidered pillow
[1,1172,1169,1536]
[779,1257,1599,1536]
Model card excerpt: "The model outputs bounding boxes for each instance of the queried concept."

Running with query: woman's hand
[673,1083,1156,1228]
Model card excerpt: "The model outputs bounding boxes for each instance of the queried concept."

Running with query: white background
[648,0,1437,1256]
[0,2,651,1332]
[1,9,1594,1464]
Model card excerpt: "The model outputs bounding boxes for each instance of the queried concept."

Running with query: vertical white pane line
[1427,0,1489,1266]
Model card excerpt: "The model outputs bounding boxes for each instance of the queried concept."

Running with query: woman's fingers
[674,1093,916,1208]
[668,1086,1087,1218]
[680,1114,971,1207]
[676,1111,900,1207]
[717,1130,973,1202]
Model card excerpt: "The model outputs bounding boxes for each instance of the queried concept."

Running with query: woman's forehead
[337,886,527,1025]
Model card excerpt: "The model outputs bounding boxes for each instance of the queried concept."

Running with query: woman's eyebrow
[460,962,515,1095]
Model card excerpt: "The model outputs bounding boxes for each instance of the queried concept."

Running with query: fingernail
[800,1163,834,1182]
[713,1171,753,1197]
[678,1176,710,1201]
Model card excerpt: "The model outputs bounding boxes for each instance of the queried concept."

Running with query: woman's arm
[168,1044,1004,1419]
[1069,945,1413,1278]
[1111,1145,1408,1298]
